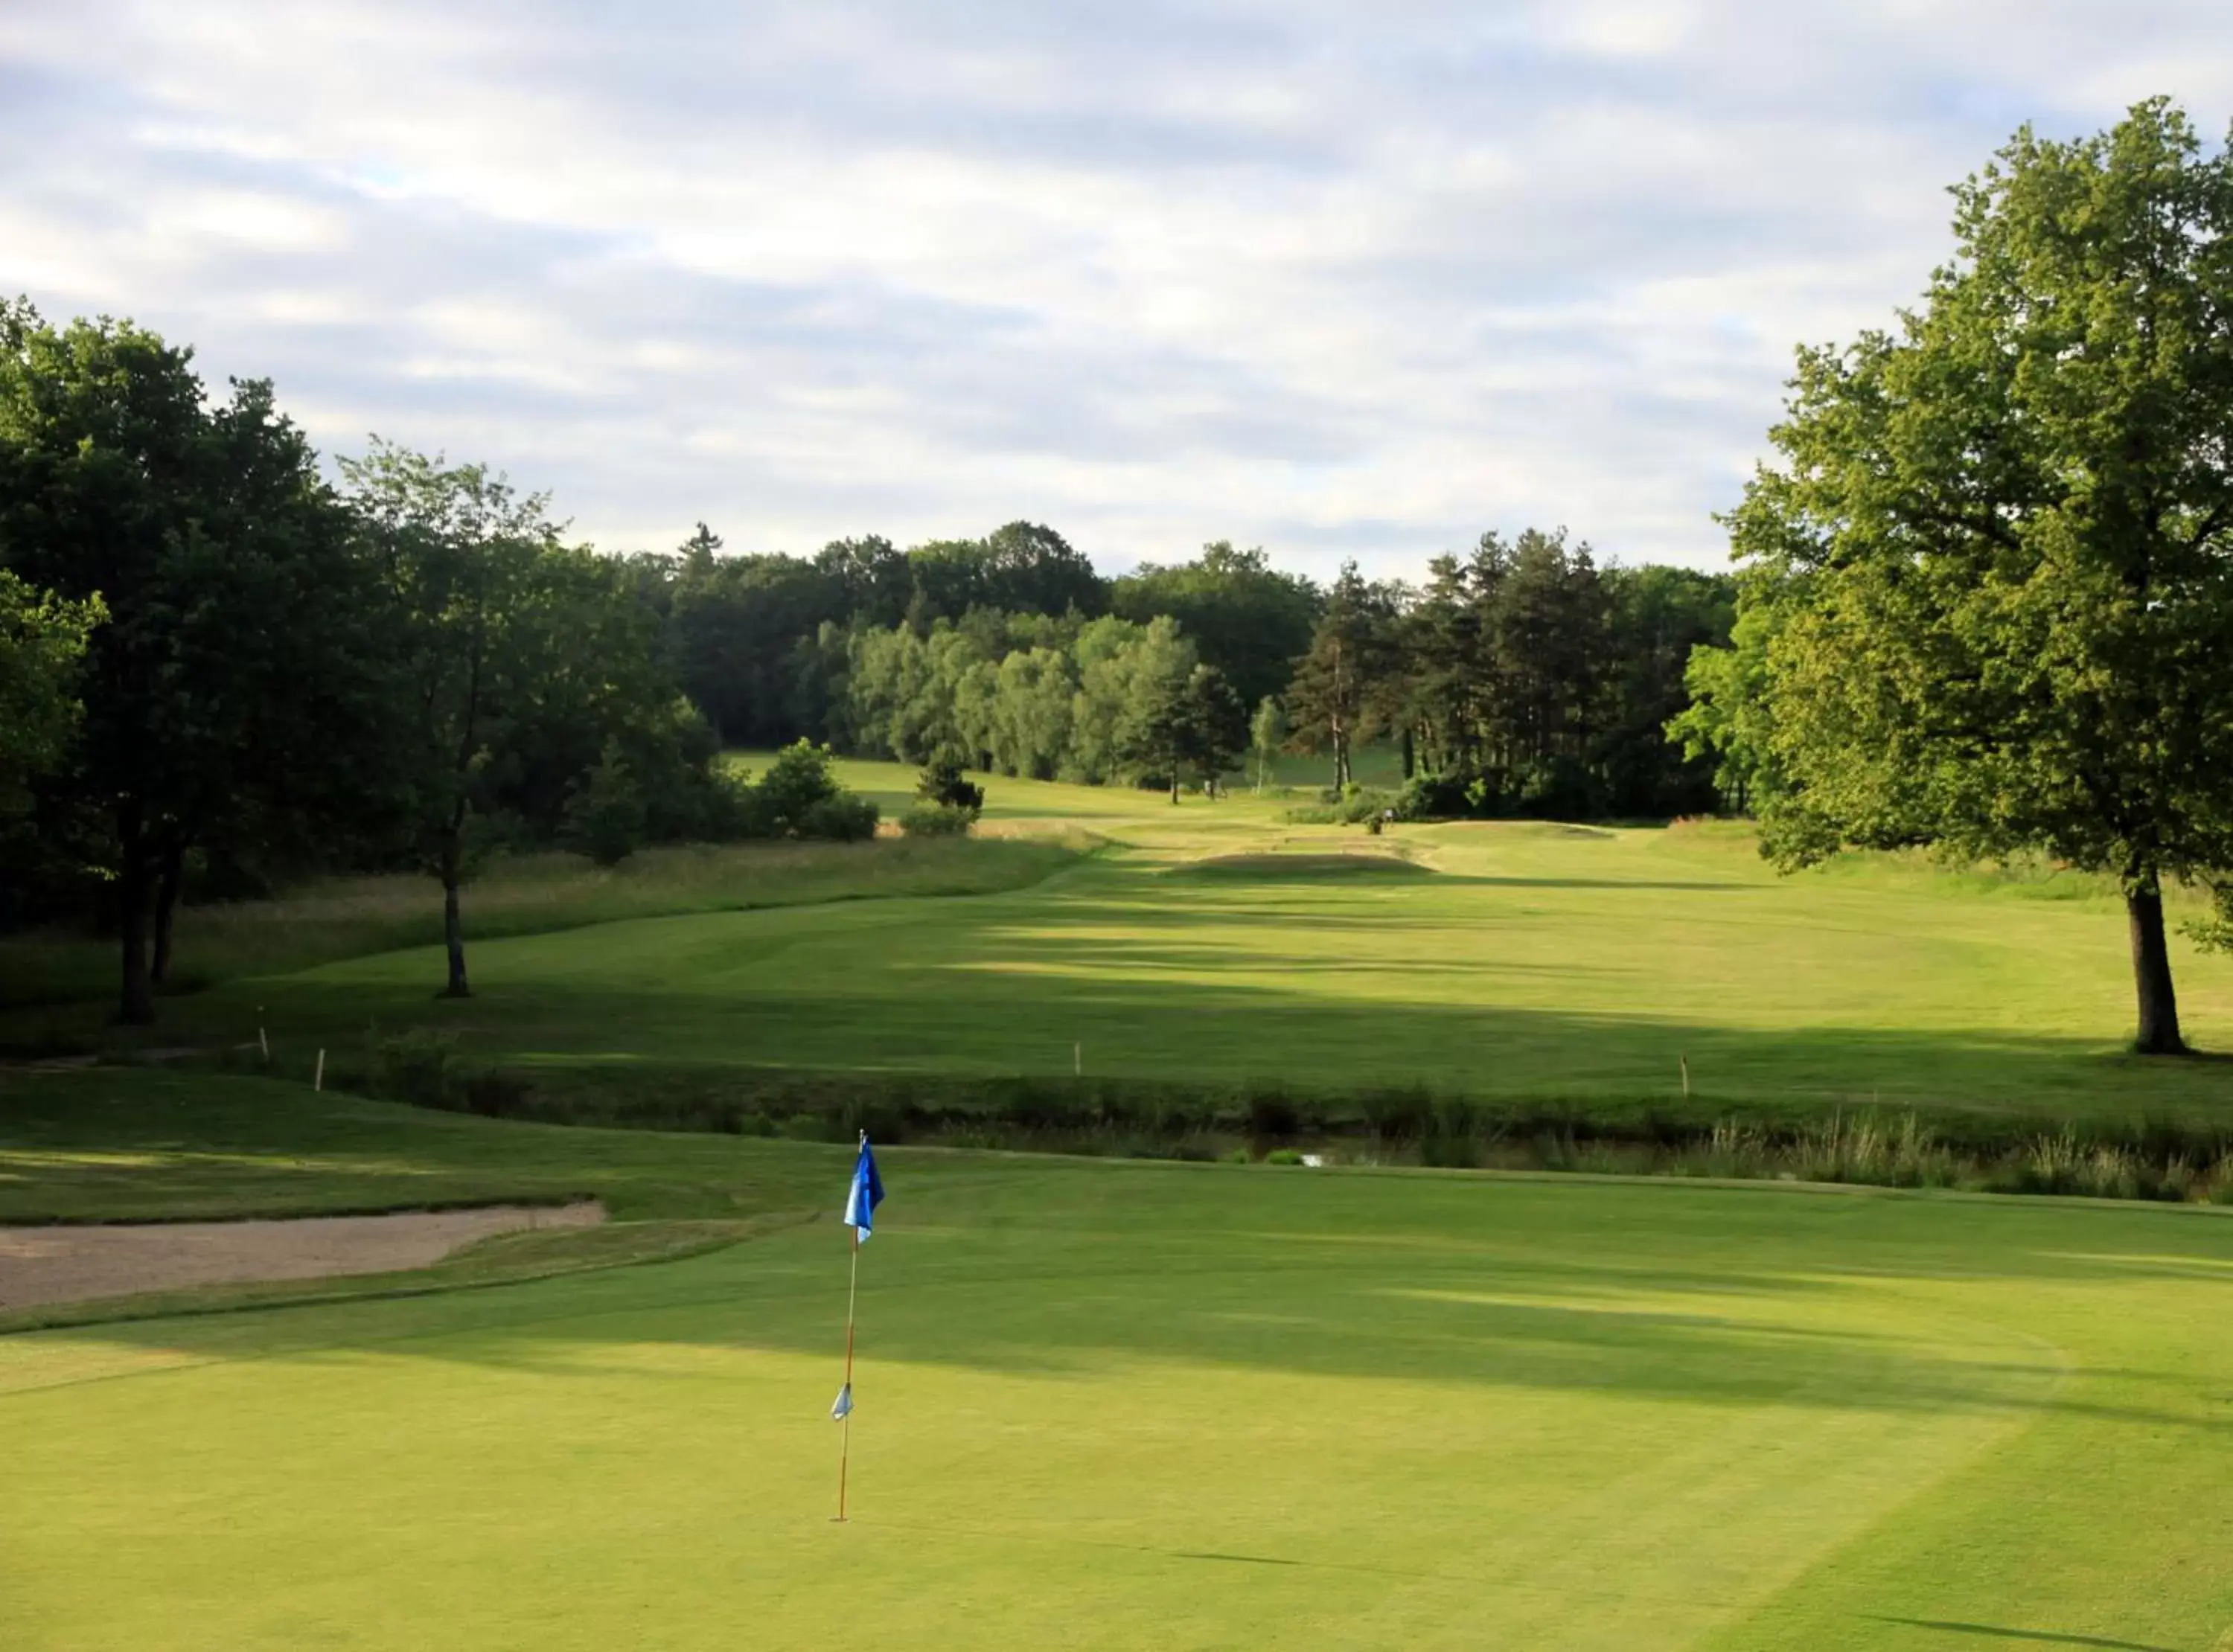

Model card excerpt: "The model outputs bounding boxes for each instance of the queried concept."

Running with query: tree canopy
[0,302,392,1019]
[1111,542,1321,712]
[0,570,100,819]
[1696,99,2233,1054]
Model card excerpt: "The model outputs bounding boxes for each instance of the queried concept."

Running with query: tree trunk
[1169,743,1181,805]
[1401,726,1415,781]
[150,840,185,985]
[442,875,471,997]
[116,835,155,1026]
[441,886,469,997]
[2126,877,2185,1055]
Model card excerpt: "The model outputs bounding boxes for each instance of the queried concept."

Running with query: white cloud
[1,0,2228,577]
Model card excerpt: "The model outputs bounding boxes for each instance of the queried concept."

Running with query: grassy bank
[0,833,1089,1013]
[0,1066,853,1334]
[307,1046,2233,1206]
[0,1066,843,1225]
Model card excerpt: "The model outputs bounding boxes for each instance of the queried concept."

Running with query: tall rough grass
[325,1054,2233,1209]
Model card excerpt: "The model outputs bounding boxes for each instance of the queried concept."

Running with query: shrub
[695,766,766,841]
[367,1029,457,1108]
[560,738,649,866]
[840,1093,909,1143]
[753,740,843,833]
[1420,1098,1481,1167]
[1392,772,1474,822]
[1360,1085,1433,1142]
[460,1069,530,1117]
[916,758,985,813]
[899,804,973,838]
[798,793,880,842]
[1282,787,1399,825]
[1000,1084,1093,1131]
[1247,1089,1301,1139]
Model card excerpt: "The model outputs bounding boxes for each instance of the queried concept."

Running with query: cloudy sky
[3,3,2229,577]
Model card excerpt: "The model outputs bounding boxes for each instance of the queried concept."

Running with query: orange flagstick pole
[835,1220,860,1521]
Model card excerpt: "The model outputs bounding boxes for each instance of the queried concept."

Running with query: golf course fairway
[7,1138,2232,1649]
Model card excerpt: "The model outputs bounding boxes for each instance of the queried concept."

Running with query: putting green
[7,1147,2232,1648]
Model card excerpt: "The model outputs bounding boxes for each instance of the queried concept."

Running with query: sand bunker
[0,1203,605,1313]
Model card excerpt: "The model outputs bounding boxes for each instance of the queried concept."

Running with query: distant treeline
[647,528,1734,818]
[0,300,1735,1022]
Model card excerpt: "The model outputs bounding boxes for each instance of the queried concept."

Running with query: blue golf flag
[843,1135,885,1239]
[831,1383,854,1421]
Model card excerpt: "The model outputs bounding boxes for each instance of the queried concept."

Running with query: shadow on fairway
[1866,1618,2185,1651]
[146,961,2226,1124]
[35,1161,2233,1443]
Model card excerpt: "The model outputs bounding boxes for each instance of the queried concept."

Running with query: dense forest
[0,299,1735,1021]
[651,528,1732,819]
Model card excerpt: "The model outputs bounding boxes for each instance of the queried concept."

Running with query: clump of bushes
[560,735,880,862]
[560,738,650,866]
[365,1028,459,1108]
[361,1028,528,1115]
[740,741,881,842]
[1282,785,1399,825]
[1419,1098,1484,1168]
[916,757,985,813]
[900,804,973,837]
[903,757,983,837]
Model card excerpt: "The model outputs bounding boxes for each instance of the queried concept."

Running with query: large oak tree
[1719,100,2233,1054]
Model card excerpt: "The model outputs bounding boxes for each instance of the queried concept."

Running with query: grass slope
[91,805,2233,1124]
[0,834,1085,1011]
[3,1074,2230,1648]
[0,1067,840,1334]
[0,1068,825,1225]
[10,760,2233,1126]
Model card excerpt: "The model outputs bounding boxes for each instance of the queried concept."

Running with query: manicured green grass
[11,766,2233,1129]
[4,1069,2231,1648]
[77,804,2233,1125]
[0,1067,826,1225]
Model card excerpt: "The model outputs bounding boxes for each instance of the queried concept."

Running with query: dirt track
[0,1203,606,1312]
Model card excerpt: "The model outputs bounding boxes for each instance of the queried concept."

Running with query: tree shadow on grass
[38,1161,2233,1441]
[1865,1618,2185,1651]
[166,963,2232,1124]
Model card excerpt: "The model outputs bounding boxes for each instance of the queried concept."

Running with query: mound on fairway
[1173,850,1434,879]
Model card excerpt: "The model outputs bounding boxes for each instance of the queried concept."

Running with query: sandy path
[0,1203,606,1312]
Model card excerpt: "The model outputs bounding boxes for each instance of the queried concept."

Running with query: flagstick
[835,1223,860,1523]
